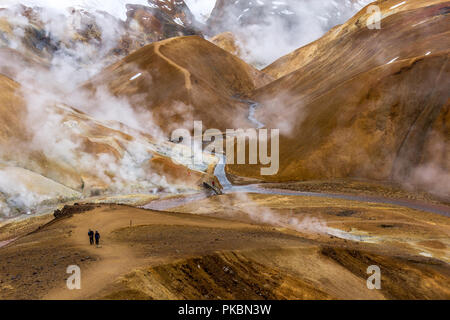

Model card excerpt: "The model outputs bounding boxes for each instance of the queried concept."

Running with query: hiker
[95,231,100,246]
[88,229,94,245]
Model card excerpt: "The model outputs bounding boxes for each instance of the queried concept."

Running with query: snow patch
[390,1,407,10]
[387,57,399,64]
[419,252,433,258]
[129,73,142,81]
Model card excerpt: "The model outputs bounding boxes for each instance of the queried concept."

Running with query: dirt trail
[44,243,138,299]
[41,206,214,299]
[154,39,192,91]
[43,210,145,299]
[2,202,449,300]
[39,205,313,299]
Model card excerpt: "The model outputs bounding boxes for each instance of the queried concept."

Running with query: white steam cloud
[0,2,205,219]
[207,0,372,67]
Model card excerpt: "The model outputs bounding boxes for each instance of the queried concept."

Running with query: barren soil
[1,195,448,300]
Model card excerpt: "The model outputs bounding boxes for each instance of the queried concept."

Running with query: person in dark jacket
[88,229,94,245]
[94,231,100,246]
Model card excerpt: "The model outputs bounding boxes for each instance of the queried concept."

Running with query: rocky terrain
[0,198,448,299]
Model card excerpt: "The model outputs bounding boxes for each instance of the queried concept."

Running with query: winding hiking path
[154,40,192,91]
[43,209,148,299]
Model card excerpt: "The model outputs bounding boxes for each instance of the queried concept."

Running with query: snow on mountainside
[0,0,202,73]
[0,0,151,21]
[206,0,373,67]
[228,0,450,199]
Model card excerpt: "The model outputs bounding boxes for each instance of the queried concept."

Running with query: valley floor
[0,187,449,300]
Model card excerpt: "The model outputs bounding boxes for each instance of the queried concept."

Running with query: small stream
[247,100,265,129]
[234,97,265,129]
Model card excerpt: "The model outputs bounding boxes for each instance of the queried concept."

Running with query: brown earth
[0,197,448,300]
[0,0,449,300]
[259,179,450,206]
[0,48,49,81]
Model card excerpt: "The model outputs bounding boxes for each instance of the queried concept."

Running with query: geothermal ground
[0,0,449,301]
[0,179,449,299]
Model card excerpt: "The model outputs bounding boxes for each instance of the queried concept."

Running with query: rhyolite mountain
[227,0,450,199]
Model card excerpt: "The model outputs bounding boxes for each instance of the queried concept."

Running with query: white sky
[0,0,216,22]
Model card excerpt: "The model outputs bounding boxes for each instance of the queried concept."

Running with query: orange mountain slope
[227,0,450,198]
[264,0,449,79]
[85,36,272,135]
